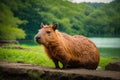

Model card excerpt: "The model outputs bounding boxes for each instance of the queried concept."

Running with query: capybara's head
[35,24,58,46]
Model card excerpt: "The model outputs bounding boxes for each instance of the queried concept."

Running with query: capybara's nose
[36,36,40,42]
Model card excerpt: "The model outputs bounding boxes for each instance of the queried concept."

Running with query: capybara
[35,24,100,69]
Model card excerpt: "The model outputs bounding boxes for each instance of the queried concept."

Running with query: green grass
[0,44,55,67]
[99,57,118,70]
[0,44,120,70]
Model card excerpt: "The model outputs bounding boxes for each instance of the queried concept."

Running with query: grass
[0,44,55,67]
[0,44,120,70]
[99,57,118,70]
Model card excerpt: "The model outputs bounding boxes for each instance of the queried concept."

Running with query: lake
[89,38,120,48]
[89,38,120,58]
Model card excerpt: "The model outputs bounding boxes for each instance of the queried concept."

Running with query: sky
[70,0,113,3]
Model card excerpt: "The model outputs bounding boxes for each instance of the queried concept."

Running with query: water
[89,38,120,58]
[89,38,120,48]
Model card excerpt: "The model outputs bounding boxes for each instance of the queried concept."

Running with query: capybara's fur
[35,24,100,69]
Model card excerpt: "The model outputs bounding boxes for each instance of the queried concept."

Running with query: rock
[105,61,120,71]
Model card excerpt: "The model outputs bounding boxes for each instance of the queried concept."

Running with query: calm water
[89,38,120,48]
[89,38,120,58]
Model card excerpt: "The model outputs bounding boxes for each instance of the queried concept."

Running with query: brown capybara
[35,24,100,69]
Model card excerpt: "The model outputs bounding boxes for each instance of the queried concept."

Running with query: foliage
[0,0,26,40]
[0,0,120,40]
[84,0,120,37]
[0,26,25,40]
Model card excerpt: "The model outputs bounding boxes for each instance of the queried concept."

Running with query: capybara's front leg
[52,59,60,69]
[59,54,69,69]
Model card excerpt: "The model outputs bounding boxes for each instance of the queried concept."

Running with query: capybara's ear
[40,23,44,28]
[52,24,58,31]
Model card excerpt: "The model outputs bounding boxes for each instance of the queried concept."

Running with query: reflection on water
[89,38,120,48]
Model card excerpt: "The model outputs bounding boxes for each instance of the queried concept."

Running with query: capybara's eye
[46,31,51,34]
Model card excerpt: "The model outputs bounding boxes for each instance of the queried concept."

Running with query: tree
[1,0,119,40]
[0,1,26,40]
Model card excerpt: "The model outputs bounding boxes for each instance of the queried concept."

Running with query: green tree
[0,3,25,40]
[84,0,120,37]
[0,1,26,40]
[1,0,119,40]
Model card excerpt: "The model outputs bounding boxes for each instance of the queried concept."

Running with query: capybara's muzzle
[35,36,40,43]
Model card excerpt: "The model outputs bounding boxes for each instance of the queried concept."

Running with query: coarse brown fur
[34,24,100,69]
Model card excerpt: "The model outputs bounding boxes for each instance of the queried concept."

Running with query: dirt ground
[0,61,120,80]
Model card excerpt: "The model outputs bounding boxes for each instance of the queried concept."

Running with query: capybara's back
[35,24,100,69]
